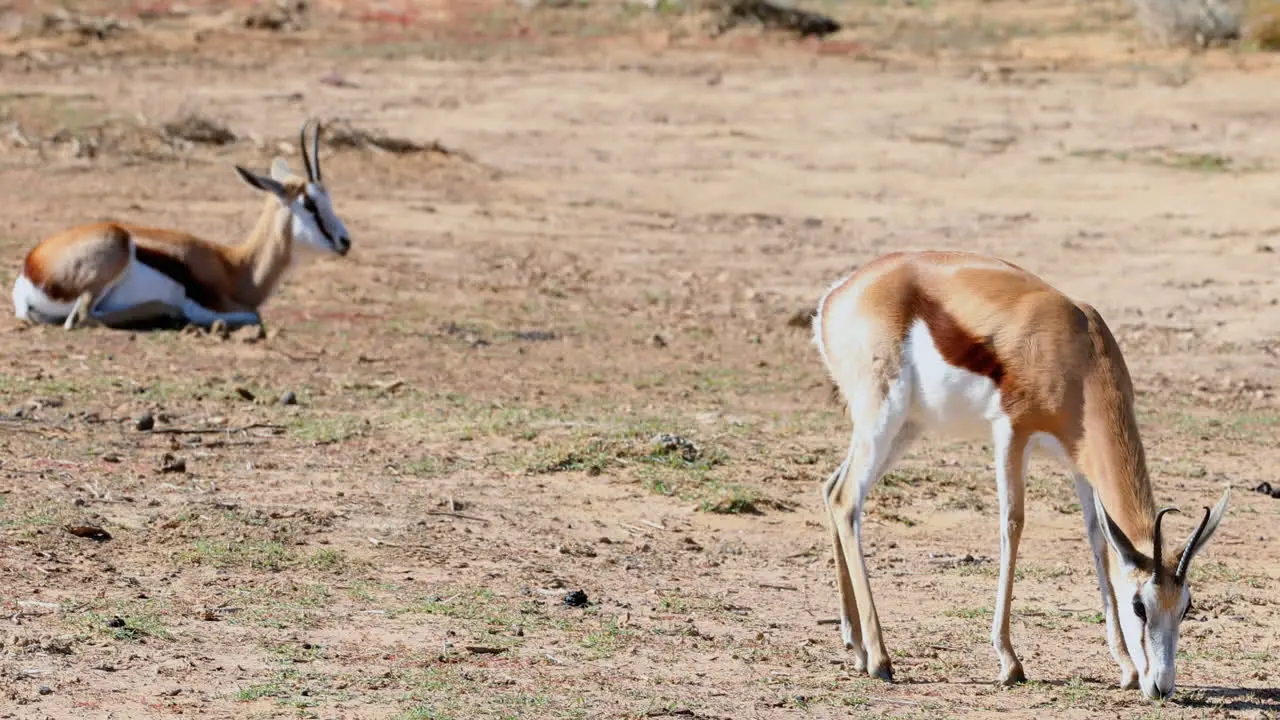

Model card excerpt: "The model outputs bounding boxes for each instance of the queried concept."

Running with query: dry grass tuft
[161,110,237,146]
[1126,0,1241,47]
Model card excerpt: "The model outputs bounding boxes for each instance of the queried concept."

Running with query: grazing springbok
[11,119,351,330]
[812,250,1230,700]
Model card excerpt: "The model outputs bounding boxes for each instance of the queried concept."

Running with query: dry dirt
[1,1,1279,718]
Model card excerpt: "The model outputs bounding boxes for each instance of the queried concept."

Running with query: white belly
[12,273,74,321]
[904,319,1005,439]
[95,257,187,313]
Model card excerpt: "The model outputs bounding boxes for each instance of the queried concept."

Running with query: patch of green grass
[659,595,689,613]
[306,547,354,573]
[1059,675,1093,704]
[392,707,454,720]
[269,640,325,665]
[72,602,173,643]
[180,539,295,570]
[699,485,766,515]
[236,681,287,702]
[1189,561,1243,584]
[224,583,332,630]
[581,618,629,658]
[290,414,365,444]
[526,436,626,476]
[943,607,992,620]
[399,588,507,623]
[0,507,56,532]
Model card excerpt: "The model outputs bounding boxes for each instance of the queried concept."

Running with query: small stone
[134,411,155,432]
[38,686,52,696]
[106,616,126,628]
[563,590,589,608]
[280,391,298,406]
[234,387,255,402]
[159,453,186,474]
[648,333,667,348]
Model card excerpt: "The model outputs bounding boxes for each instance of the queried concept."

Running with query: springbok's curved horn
[299,119,315,182]
[1176,506,1212,583]
[1152,507,1179,583]
[312,119,323,184]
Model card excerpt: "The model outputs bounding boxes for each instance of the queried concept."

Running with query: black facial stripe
[301,193,338,246]
[1132,596,1147,624]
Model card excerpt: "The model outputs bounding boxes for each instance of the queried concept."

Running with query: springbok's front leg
[178,298,261,329]
[1073,475,1140,689]
[991,420,1029,685]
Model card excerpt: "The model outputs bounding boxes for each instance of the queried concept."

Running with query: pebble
[134,411,154,432]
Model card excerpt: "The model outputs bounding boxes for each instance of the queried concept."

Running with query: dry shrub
[321,117,469,159]
[243,0,309,32]
[1242,0,1280,48]
[162,111,237,146]
[1127,0,1241,47]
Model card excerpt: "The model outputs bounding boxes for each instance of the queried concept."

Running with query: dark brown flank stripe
[133,246,222,310]
[910,290,1006,386]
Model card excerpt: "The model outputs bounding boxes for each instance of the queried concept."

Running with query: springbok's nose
[336,236,351,256]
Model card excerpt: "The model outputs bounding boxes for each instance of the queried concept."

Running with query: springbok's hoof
[999,663,1027,686]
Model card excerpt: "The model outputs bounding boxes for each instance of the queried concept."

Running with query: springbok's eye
[1131,596,1148,624]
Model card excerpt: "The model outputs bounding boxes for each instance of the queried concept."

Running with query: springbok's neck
[229,194,294,309]
[1076,362,1157,553]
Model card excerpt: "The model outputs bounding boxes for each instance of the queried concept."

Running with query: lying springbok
[11,119,351,330]
[813,250,1229,700]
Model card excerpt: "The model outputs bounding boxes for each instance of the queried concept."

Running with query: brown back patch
[910,290,1005,385]
[23,250,74,302]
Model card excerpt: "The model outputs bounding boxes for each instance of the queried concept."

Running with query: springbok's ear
[269,157,293,182]
[235,165,288,200]
[1093,490,1153,572]
[1175,487,1230,582]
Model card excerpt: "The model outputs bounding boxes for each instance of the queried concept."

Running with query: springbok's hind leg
[63,292,99,330]
[823,458,866,671]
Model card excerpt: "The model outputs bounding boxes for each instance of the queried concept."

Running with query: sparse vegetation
[0,1,1275,717]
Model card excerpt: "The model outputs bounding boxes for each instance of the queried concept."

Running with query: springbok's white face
[234,119,351,257]
[288,180,350,257]
[1095,490,1230,701]
[1111,562,1192,700]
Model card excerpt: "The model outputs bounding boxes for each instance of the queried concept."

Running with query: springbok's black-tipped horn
[1176,506,1212,583]
[311,119,323,183]
[1152,507,1179,583]
[299,119,315,182]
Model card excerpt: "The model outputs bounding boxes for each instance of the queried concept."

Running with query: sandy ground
[1,1,1278,718]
